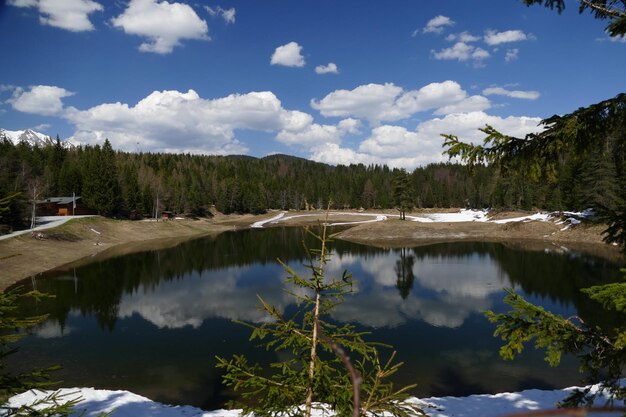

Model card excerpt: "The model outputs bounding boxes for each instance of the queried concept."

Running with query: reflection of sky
[34,321,76,339]
[113,248,512,330]
[333,251,511,328]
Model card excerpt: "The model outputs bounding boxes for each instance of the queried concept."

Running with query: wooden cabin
[36,196,96,216]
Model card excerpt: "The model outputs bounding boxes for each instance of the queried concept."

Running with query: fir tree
[216,222,423,417]
[392,169,414,220]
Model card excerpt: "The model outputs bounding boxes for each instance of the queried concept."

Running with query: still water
[11,227,624,410]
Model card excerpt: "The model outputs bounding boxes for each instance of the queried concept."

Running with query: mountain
[0,128,79,148]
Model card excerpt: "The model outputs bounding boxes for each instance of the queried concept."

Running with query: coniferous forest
[1,117,624,235]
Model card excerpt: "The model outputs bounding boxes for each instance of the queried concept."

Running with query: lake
[10,227,625,410]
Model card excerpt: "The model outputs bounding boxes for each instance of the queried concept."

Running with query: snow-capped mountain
[0,128,79,148]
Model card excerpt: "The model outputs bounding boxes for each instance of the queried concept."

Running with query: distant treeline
[0,131,623,231]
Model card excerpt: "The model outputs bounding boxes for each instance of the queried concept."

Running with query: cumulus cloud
[276,118,360,148]
[111,0,209,54]
[445,31,480,43]
[483,86,540,100]
[312,80,490,123]
[9,85,74,116]
[315,62,339,74]
[205,5,235,24]
[504,48,519,62]
[9,85,357,156]
[311,111,542,169]
[432,42,490,66]
[8,0,103,32]
[62,89,330,153]
[270,41,305,67]
[422,15,455,34]
[484,29,533,45]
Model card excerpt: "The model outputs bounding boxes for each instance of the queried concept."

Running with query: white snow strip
[6,383,622,417]
[327,214,387,226]
[250,211,286,228]
[492,213,551,224]
[410,209,490,223]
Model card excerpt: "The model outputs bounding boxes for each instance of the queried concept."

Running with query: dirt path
[1,210,622,291]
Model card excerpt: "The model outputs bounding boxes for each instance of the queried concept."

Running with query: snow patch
[6,383,622,417]
[250,211,286,228]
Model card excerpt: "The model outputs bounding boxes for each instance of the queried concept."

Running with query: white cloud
[483,86,540,100]
[433,95,491,115]
[0,84,17,93]
[608,35,626,43]
[277,124,343,147]
[270,41,305,67]
[310,143,378,167]
[484,29,533,45]
[9,85,74,116]
[504,48,519,62]
[422,15,455,34]
[311,111,542,169]
[205,5,235,24]
[8,0,103,32]
[312,83,403,122]
[111,0,209,54]
[61,89,327,154]
[432,42,490,66]
[446,31,481,43]
[312,81,490,123]
[315,62,339,74]
[276,117,360,148]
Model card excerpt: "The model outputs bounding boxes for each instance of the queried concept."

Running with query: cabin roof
[37,196,81,205]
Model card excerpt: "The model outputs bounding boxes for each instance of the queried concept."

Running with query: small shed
[160,211,174,220]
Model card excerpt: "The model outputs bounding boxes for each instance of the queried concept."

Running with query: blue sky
[1,0,624,168]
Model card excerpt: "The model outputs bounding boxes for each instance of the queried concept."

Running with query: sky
[0,0,625,169]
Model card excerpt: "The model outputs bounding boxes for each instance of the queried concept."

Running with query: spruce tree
[216,222,423,417]
[392,170,414,220]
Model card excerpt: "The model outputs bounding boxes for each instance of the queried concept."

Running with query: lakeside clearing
[1,209,622,291]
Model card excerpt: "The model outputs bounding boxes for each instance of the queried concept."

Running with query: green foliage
[0,193,21,225]
[522,0,626,37]
[581,269,626,315]
[216,224,423,417]
[486,282,626,407]
[443,93,626,249]
[393,169,414,220]
[82,139,121,216]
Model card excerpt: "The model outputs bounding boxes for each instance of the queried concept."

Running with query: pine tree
[486,277,626,406]
[216,222,423,417]
[82,140,121,216]
[392,170,414,220]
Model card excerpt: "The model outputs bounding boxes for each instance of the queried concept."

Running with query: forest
[0,114,624,234]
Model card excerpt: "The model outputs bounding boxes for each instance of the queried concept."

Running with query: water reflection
[11,228,624,408]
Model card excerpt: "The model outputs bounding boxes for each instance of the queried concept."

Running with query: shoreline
[1,209,623,291]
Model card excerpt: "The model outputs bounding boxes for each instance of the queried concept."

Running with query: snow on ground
[251,209,592,228]
[251,211,286,228]
[6,383,622,417]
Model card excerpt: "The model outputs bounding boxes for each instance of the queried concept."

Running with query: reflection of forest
[395,248,415,299]
[15,231,624,333]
